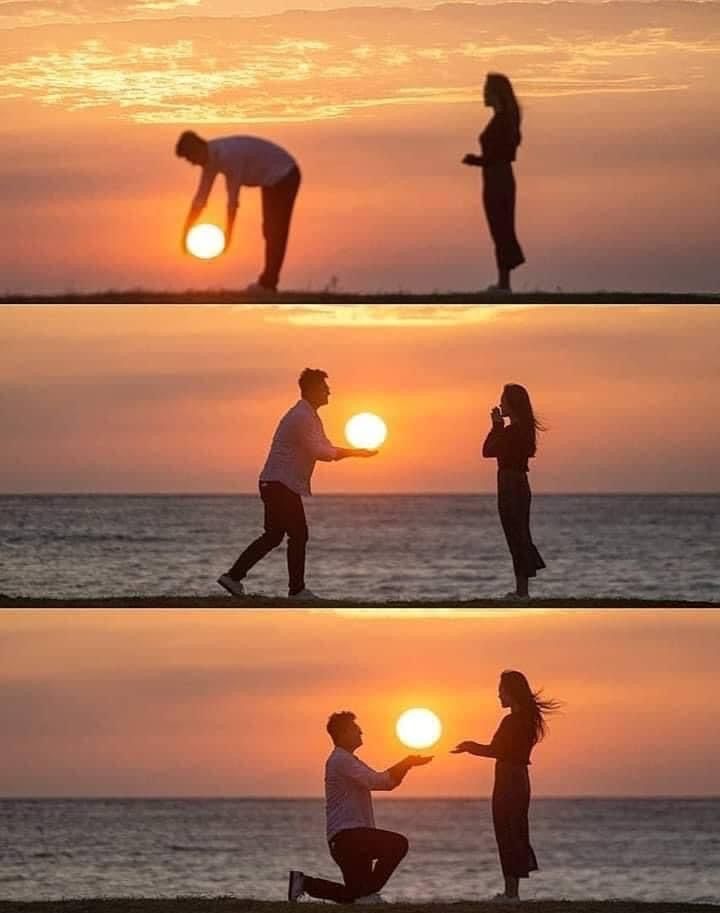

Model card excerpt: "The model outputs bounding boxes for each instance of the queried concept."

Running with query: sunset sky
[2,1,719,294]
[2,609,719,797]
[1,304,719,493]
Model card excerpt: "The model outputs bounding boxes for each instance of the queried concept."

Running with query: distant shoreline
[2,900,719,913]
[1,596,717,608]
[2,291,719,304]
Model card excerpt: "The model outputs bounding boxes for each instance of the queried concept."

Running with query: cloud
[2,4,718,124]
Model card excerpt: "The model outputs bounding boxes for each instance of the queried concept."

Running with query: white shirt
[325,747,395,842]
[192,135,297,210]
[259,399,337,496]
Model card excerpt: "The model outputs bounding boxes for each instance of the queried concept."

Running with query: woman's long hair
[501,670,561,744]
[486,72,522,145]
[503,383,543,456]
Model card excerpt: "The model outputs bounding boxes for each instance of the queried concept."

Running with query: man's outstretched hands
[404,754,433,767]
[462,153,483,167]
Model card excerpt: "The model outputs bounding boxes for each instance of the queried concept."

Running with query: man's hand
[451,741,480,755]
[463,153,482,167]
[404,754,433,767]
[334,447,379,460]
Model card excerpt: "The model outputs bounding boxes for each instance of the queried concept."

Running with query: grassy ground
[2,901,719,913]
[0,595,716,608]
[2,290,719,304]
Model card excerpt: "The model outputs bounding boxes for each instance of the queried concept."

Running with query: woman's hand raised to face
[491,406,503,424]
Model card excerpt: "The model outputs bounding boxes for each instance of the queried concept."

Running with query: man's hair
[299,368,328,396]
[327,711,355,744]
[175,130,205,158]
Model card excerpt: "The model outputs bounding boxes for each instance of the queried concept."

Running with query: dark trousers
[258,165,301,290]
[228,481,307,595]
[497,469,546,578]
[304,828,409,903]
[483,164,525,271]
[492,761,538,878]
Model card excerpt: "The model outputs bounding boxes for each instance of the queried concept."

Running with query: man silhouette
[175,131,301,294]
[217,369,377,601]
[288,711,433,904]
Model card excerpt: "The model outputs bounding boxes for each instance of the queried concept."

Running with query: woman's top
[488,711,535,765]
[478,111,521,167]
[483,421,533,472]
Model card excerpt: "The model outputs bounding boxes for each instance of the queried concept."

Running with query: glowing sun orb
[186,223,225,259]
[345,413,387,449]
[396,708,442,750]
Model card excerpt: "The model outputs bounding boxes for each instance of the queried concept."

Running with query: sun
[396,708,442,750]
[345,413,388,449]
[186,223,225,259]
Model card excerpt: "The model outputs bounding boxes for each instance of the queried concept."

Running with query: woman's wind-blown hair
[503,383,544,457]
[486,72,522,145]
[501,669,562,744]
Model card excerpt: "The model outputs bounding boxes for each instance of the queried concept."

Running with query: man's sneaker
[217,574,245,597]
[288,588,323,603]
[355,895,385,905]
[484,285,513,296]
[502,592,530,604]
[288,870,305,902]
[244,281,277,298]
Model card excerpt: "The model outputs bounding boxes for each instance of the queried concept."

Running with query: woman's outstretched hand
[462,153,482,167]
[451,741,480,755]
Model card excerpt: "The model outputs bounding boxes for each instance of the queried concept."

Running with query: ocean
[1,798,719,902]
[1,494,718,603]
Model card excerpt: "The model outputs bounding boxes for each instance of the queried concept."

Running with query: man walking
[288,711,433,904]
[176,130,301,294]
[217,369,376,601]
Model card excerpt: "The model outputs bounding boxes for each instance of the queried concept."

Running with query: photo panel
[3,1,720,302]
[1,608,720,906]
[1,304,718,608]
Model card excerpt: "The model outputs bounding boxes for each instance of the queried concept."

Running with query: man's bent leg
[284,490,308,595]
[364,828,409,894]
[259,166,301,290]
[303,832,374,904]
[227,482,287,580]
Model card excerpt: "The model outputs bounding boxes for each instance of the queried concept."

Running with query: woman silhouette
[452,671,560,901]
[483,384,545,600]
[463,73,525,293]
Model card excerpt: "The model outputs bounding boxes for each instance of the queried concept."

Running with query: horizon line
[2,794,719,801]
[3,490,719,497]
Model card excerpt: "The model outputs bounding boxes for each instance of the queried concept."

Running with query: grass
[2,900,719,913]
[2,290,719,304]
[0,595,716,608]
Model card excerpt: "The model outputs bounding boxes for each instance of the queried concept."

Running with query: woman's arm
[451,741,495,757]
[482,408,506,458]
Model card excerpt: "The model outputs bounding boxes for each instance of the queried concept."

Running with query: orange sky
[2,609,719,797]
[1,305,719,493]
[3,2,720,293]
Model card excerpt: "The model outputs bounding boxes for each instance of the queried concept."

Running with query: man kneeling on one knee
[289,711,433,904]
